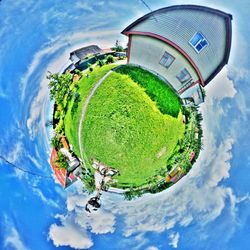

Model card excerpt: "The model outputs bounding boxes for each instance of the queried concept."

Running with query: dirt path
[78,70,113,164]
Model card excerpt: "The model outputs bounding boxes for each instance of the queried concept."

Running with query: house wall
[128,7,228,82]
[129,35,199,92]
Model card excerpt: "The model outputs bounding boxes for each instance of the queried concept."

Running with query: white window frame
[189,32,209,53]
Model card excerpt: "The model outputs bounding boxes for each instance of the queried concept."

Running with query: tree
[114,40,123,52]
[48,72,73,107]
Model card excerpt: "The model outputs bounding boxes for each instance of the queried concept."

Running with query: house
[50,137,83,189]
[122,5,232,105]
[69,45,103,64]
[50,148,78,188]
[60,45,116,73]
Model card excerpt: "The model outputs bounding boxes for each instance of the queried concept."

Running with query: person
[85,196,101,213]
[85,158,119,212]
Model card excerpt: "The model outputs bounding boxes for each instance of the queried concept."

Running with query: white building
[122,5,232,105]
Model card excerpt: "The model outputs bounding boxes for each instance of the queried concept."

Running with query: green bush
[82,175,95,194]
[106,55,115,64]
[56,151,69,169]
[97,59,104,67]
[55,118,64,134]
[71,92,81,114]
[51,135,62,149]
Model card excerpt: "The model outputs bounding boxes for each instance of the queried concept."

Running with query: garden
[48,59,203,199]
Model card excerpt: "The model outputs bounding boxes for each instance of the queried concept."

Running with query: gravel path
[78,70,113,164]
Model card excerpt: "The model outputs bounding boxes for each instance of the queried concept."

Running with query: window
[189,32,208,53]
[159,51,175,68]
[176,68,192,83]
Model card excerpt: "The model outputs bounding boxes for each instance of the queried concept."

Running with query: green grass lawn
[64,64,117,156]
[82,71,185,187]
[115,65,182,117]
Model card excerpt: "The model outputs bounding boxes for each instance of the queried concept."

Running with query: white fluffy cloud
[49,216,93,249]
[205,67,237,101]
[168,232,180,249]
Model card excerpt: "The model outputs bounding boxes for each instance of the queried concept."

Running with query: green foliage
[82,175,95,194]
[82,72,185,186]
[113,40,124,52]
[106,55,115,64]
[71,92,81,113]
[56,151,69,169]
[201,87,206,99]
[54,110,61,120]
[74,69,82,76]
[124,187,144,200]
[55,118,64,134]
[97,59,104,67]
[115,65,182,118]
[48,73,73,107]
[87,62,94,72]
[50,135,62,149]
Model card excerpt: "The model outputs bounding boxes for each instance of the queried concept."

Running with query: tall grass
[116,65,182,117]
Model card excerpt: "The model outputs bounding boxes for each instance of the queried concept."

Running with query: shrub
[82,175,95,194]
[56,151,69,169]
[51,135,62,149]
[55,118,64,134]
[97,59,104,67]
[106,55,115,64]
[71,92,81,114]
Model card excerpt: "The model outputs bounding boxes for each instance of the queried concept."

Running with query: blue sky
[0,0,250,249]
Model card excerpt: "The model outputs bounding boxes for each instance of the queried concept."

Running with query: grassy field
[82,71,185,187]
[64,64,117,156]
[115,65,182,117]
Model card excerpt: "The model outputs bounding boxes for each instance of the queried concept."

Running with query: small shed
[50,147,78,189]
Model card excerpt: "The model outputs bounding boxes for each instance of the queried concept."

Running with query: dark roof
[122,5,232,86]
[70,45,102,60]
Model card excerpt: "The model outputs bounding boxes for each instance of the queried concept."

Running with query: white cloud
[146,246,159,250]
[27,153,43,169]
[75,2,94,12]
[32,187,59,208]
[4,141,26,179]
[49,216,93,249]
[4,227,27,250]
[168,232,180,249]
[6,142,23,164]
[205,67,237,102]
